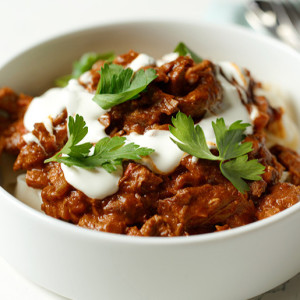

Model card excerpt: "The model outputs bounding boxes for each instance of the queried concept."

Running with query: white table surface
[1,0,300,299]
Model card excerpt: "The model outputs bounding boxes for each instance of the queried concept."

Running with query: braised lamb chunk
[249,180,267,198]
[13,112,68,171]
[41,163,87,223]
[256,183,300,219]
[2,119,27,155]
[127,214,179,237]
[26,168,49,189]
[176,60,222,118]
[0,87,31,118]
[102,86,180,135]
[51,109,68,149]
[158,56,195,96]
[43,189,89,224]
[157,183,254,235]
[0,87,32,155]
[139,215,174,237]
[119,162,163,194]
[178,156,227,185]
[44,199,88,227]
[253,89,283,132]
[0,87,19,115]
[271,144,300,185]
[113,49,139,66]
[244,134,284,186]
[42,163,72,200]
[244,79,284,133]
[13,143,46,171]
[160,155,228,199]
[101,193,148,225]
[99,163,163,225]
[78,214,127,234]
[32,123,57,154]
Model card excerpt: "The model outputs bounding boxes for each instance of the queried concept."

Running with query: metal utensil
[245,0,300,50]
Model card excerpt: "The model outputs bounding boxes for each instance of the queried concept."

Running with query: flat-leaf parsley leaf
[169,112,265,193]
[45,114,154,172]
[55,52,116,87]
[92,63,157,110]
[174,42,203,63]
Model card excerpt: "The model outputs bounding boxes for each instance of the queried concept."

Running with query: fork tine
[268,0,300,49]
[282,1,300,33]
[283,1,300,21]
[288,0,300,13]
[270,1,291,25]
[246,0,300,50]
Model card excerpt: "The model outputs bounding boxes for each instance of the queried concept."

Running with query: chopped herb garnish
[169,112,265,193]
[45,114,154,172]
[54,75,74,88]
[174,42,203,63]
[92,63,157,110]
[55,51,116,87]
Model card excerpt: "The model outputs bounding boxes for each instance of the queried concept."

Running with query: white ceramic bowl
[1,20,300,300]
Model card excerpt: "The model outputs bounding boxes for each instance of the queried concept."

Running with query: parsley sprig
[55,52,116,87]
[169,112,265,193]
[174,42,203,63]
[92,63,157,109]
[45,114,154,172]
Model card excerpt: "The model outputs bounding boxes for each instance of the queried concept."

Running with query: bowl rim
[1,19,300,245]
